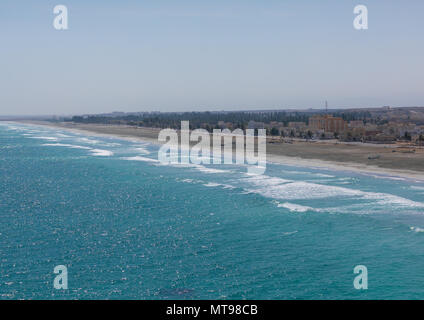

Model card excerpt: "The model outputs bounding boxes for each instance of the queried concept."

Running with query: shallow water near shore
[1,122,424,299]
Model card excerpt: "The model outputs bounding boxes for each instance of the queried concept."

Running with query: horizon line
[1,105,424,118]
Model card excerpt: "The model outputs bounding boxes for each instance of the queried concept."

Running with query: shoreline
[266,153,424,181]
[11,120,424,181]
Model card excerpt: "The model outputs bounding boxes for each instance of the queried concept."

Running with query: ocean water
[1,122,424,300]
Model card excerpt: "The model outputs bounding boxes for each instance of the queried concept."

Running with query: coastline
[266,153,424,181]
[13,120,424,181]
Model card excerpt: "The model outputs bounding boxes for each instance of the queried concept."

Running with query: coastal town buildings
[348,120,365,128]
[308,115,348,133]
[67,106,424,145]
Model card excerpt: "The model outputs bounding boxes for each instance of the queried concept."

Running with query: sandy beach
[17,121,424,181]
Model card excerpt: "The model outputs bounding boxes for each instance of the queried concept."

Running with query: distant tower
[325,100,328,113]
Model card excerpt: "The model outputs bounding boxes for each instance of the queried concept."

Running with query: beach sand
[17,121,424,181]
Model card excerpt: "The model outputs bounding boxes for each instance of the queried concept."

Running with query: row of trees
[68,110,383,131]
[68,111,310,129]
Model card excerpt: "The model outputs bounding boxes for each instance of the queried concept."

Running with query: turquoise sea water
[1,122,424,299]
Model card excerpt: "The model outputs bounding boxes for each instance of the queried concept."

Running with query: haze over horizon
[3,104,424,118]
[1,0,424,115]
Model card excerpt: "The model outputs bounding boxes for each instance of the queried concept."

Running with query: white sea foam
[121,156,159,162]
[283,230,298,236]
[162,161,232,173]
[42,143,113,157]
[90,149,114,156]
[4,125,20,131]
[161,162,194,168]
[204,182,222,188]
[134,147,151,155]
[241,174,424,209]
[410,186,424,191]
[42,143,91,150]
[363,192,424,208]
[314,173,335,178]
[104,142,121,147]
[281,170,310,175]
[77,137,101,144]
[74,137,120,147]
[203,182,236,189]
[29,136,59,141]
[281,170,334,178]
[410,227,424,233]
[245,180,359,200]
[243,174,292,186]
[193,165,230,174]
[362,173,407,181]
[278,202,315,213]
[305,179,334,184]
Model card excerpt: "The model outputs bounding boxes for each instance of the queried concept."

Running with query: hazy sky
[1,0,423,115]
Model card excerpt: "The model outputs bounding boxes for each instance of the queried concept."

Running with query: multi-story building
[309,115,347,133]
[288,122,307,129]
[247,121,265,129]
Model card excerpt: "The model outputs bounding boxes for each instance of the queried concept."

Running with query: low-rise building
[349,120,365,128]
[309,115,347,133]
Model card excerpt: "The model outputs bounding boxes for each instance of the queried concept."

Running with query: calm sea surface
[1,122,424,299]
